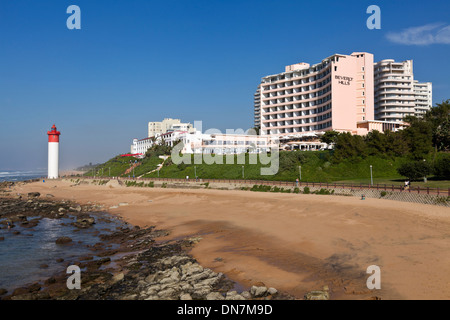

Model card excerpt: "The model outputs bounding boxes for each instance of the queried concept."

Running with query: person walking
[404,180,410,190]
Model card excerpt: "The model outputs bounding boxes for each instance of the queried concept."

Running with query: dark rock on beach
[55,237,72,245]
[44,277,56,285]
[11,287,30,297]
[73,215,95,228]
[27,192,40,199]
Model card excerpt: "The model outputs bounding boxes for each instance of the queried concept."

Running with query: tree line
[320,100,450,180]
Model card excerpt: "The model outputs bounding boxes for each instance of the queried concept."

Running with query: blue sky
[1,0,449,170]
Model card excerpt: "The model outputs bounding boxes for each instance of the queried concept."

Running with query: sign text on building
[335,75,353,86]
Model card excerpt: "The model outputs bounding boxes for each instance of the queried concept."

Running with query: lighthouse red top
[47,124,61,143]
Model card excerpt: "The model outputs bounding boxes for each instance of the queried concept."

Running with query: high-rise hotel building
[413,80,432,117]
[374,59,415,122]
[254,84,261,129]
[374,59,432,122]
[255,52,375,136]
[255,54,432,137]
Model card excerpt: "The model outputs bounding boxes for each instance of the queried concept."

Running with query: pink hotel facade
[256,52,404,137]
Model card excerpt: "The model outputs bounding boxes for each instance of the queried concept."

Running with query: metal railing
[70,175,450,197]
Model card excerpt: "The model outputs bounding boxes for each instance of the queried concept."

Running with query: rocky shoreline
[0,181,295,300]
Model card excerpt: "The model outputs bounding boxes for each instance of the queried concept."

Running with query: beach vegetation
[397,161,432,181]
[432,154,450,179]
[250,185,271,192]
[312,188,334,195]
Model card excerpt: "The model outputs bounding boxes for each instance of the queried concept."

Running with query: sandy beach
[10,179,450,300]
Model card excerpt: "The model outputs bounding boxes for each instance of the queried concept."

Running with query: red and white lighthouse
[47,124,61,179]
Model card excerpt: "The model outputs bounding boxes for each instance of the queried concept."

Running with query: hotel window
[334,66,337,71]
[362,91,365,96]
[362,66,365,71]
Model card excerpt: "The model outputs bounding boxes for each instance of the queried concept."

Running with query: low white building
[131,137,155,156]
[278,132,330,151]
[131,129,277,155]
[179,132,275,154]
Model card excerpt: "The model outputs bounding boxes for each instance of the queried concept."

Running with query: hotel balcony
[377,113,412,120]
[375,77,413,84]
[376,101,415,107]
[375,96,415,102]
[375,83,412,90]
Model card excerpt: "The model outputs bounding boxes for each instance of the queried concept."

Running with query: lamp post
[370,165,373,186]
[423,159,427,183]
[242,166,244,179]
[299,166,302,181]
[194,166,197,179]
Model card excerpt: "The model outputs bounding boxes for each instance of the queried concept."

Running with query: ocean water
[0,213,124,294]
[0,170,47,183]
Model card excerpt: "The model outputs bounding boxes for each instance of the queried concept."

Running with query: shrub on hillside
[145,143,173,158]
[433,155,450,179]
[397,161,432,181]
[279,151,306,172]
[332,133,368,162]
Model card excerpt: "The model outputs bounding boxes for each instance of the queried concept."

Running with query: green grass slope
[83,151,449,188]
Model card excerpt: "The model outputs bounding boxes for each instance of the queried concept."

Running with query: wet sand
[11,179,450,300]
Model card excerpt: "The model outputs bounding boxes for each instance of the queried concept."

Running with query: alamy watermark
[366,265,381,289]
[66,265,81,290]
[170,121,280,176]
[67,5,81,30]
[366,5,381,30]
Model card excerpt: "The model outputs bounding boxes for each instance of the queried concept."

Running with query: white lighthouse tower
[47,124,61,179]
